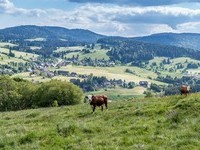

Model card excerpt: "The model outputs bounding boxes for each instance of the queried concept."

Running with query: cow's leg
[105,102,108,110]
[92,106,96,113]
[101,106,103,111]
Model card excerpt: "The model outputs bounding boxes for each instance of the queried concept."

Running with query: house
[57,70,69,76]
[139,81,149,87]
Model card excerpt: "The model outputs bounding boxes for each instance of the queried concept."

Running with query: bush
[34,80,83,107]
[52,100,58,107]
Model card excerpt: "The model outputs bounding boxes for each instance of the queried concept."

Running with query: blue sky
[0,0,200,37]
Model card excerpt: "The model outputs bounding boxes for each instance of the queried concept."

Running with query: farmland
[52,65,164,85]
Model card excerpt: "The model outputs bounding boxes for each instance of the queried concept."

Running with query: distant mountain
[0,25,106,43]
[134,33,200,50]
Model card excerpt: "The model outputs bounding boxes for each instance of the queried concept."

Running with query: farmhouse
[57,70,69,76]
[139,81,149,87]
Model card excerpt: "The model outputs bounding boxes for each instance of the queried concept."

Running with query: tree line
[0,76,83,111]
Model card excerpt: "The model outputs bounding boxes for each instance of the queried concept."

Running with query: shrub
[52,100,58,107]
[34,80,83,107]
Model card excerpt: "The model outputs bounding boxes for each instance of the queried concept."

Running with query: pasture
[54,45,110,60]
[63,49,109,60]
[1,93,200,149]
[12,72,81,83]
[0,42,17,47]
[86,87,145,101]
[147,57,200,78]
[0,48,38,60]
[55,46,84,52]
[53,65,164,85]
[25,38,46,42]
[0,53,25,64]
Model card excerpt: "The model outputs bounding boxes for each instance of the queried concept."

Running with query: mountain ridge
[133,32,200,50]
[0,25,106,43]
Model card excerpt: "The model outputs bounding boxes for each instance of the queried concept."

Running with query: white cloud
[1,1,200,36]
[0,0,46,17]
[68,0,200,6]
[177,22,200,33]
[49,4,200,35]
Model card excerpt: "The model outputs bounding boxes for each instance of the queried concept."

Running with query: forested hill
[133,33,200,50]
[98,37,200,64]
[0,25,106,43]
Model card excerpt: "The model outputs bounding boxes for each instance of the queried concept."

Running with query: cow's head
[84,95,92,103]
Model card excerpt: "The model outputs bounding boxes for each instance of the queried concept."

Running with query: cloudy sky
[0,0,200,37]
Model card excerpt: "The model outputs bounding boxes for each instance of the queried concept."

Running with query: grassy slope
[56,45,110,61]
[0,47,39,66]
[148,57,200,78]
[1,93,200,149]
[0,42,17,47]
[0,48,38,59]
[56,46,84,52]
[0,53,25,64]
[12,72,82,83]
[86,87,145,101]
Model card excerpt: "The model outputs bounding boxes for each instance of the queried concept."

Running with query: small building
[139,81,149,87]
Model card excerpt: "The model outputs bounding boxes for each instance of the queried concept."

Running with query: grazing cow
[90,95,108,112]
[180,85,192,96]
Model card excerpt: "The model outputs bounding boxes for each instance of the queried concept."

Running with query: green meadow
[147,57,200,78]
[53,65,164,85]
[1,93,200,149]
[86,86,145,101]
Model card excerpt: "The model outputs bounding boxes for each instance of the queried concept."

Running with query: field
[25,38,46,42]
[55,45,110,60]
[86,86,145,100]
[0,42,17,47]
[63,50,110,60]
[12,72,81,83]
[0,48,38,60]
[0,47,39,66]
[53,65,164,85]
[1,93,200,149]
[55,46,84,52]
[147,57,200,78]
[0,53,25,64]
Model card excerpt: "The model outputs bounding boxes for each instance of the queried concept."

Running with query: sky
[0,0,200,37]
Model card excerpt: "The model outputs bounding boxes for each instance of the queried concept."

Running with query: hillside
[1,93,200,149]
[0,25,105,43]
[98,37,200,63]
[134,33,200,50]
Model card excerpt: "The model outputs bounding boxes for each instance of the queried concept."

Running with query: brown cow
[180,85,192,96]
[90,95,108,112]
